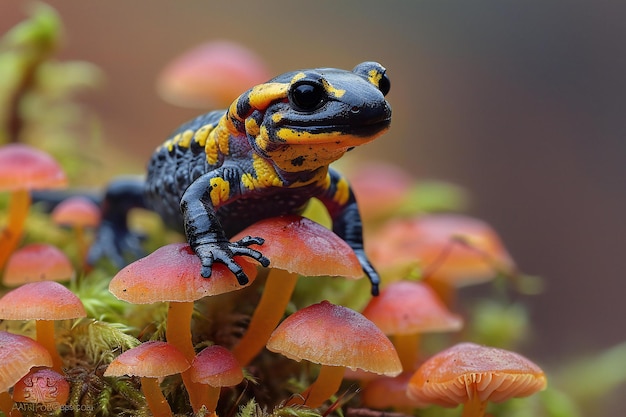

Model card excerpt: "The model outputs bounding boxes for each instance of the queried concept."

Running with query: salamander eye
[378,73,391,96]
[288,81,326,111]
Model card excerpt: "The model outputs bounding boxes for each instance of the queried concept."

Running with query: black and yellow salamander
[89,62,392,295]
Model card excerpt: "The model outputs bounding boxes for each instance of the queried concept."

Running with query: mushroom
[0,144,67,270]
[0,331,53,416]
[267,300,402,408]
[189,345,243,412]
[2,243,75,287]
[0,281,86,372]
[156,40,270,109]
[12,367,70,410]
[104,341,190,417]
[360,372,426,412]
[230,215,363,366]
[50,196,101,266]
[368,214,515,305]
[406,342,547,417]
[109,242,257,413]
[361,280,462,371]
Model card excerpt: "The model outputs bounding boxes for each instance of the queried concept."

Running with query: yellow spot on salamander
[193,124,213,147]
[322,79,345,98]
[368,69,383,88]
[241,154,283,190]
[245,118,260,136]
[271,113,283,123]
[333,176,350,206]
[178,130,194,148]
[291,72,306,83]
[248,83,289,109]
[209,177,230,207]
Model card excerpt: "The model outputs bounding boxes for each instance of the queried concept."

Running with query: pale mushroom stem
[165,301,204,413]
[424,277,457,307]
[462,390,487,417]
[232,269,298,366]
[289,365,346,408]
[0,190,31,269]
[393,333,420,371]
[140,377,173,417]
[35,320,63,373]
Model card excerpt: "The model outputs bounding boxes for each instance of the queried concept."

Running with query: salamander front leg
[180,174,269,285]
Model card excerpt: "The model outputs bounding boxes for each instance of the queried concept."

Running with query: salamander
[89,62,392,295]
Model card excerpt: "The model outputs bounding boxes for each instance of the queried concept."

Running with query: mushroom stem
[462,390,487,417]
[0,391,15,417]
[195,385,220,413]
[140,377,173,417]
[393,333,420,371]
[289,365,346,408]
[232,269,298,366]
[165,301,204,413]
[0,190,31,270]
[35,320,63,373]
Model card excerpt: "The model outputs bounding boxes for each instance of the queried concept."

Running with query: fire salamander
[89,62,391,295]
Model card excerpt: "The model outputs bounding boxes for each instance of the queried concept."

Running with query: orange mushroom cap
[369,214,514,286]
[0,144,67,191]
[156,40,270,109]
[109,243,258,304]
[0,332,53,392]
[362,280,462,335]
[3,243,75,286]
[190,345,243,387]
[407,342,547,406]
[267,301,401,376]
[232,215,363,278]
[104,341,190,378]
[13,367,70,405]
[0,281,85,321]
[51,196,101,229]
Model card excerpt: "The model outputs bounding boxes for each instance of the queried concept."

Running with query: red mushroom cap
[109,243,258,304]
[232,215,363,278]
[267,301,401,376]
[362,280,463,335]
[190,345,243,387]
[407,342,547,406]
[13,367,70,405]
[0,332,53,392]
[3,243,75,286]
[0,281,86,321]
[51,196,101,229]
[104,341,190,378]
[0,144,66,191]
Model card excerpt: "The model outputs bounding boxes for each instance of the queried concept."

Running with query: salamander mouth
[283,116,391,139]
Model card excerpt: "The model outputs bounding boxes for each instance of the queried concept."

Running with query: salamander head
[232,62,392,173]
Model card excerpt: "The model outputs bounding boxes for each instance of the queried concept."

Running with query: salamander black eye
[289,82,326,111]
[378,73,391,96]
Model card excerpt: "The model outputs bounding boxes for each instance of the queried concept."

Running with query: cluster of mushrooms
[0,143,547,417]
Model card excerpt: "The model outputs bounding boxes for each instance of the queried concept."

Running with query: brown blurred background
[3,0,625,413]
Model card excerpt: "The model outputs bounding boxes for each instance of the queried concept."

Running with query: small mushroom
[189,345,243,412]
[156,40,270,109]
[361,280,462,371]
[0,281,86,372]
[231,215,363,366]
[51,196,101,266]
[406,342,547,417]
[368,214,514,305]
[3,243,75,287]
[0,331,53,416]
[13,367,70,410]
[267,300,401,408]
[109,242,257,413]
[0,144,67,270]
[104,341,190,417]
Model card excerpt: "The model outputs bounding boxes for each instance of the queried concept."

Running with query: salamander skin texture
[89,62,392,295]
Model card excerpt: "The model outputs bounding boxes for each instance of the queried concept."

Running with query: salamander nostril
[350,106,360,114]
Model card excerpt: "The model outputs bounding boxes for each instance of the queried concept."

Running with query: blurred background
[2,0,625,414]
